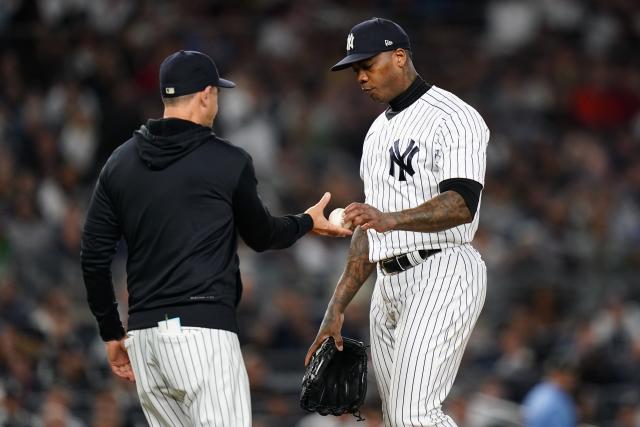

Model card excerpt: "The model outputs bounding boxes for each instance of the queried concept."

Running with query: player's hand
[105,339,135,382]
[344,202,397,233]
[305,192,353,237]
[305,307,344,366]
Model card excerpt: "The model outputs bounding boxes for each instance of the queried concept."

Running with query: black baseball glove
[300,336,368,420]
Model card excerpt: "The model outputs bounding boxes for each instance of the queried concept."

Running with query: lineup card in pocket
[158,317,181,333]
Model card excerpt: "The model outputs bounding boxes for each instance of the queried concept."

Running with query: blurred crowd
[1,0,639,426]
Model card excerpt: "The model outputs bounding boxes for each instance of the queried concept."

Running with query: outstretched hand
[105,339,135,382]
[306,192,353,237]
[344,203,397,233]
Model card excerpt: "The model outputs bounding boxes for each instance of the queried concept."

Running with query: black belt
[379,249,441,275]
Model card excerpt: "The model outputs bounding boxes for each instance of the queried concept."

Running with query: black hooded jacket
[81,118,312,340]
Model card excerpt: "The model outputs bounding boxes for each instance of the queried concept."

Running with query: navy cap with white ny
[331,17,411,71]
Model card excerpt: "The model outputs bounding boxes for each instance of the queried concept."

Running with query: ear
[200,86,212,107]
[395,49,408,68]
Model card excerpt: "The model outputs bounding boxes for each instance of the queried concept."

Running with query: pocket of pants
[156,332,189,344]
[156,326,202,339]
[155,328,204,404]
[124,331,135,350]
[408,272,463,301]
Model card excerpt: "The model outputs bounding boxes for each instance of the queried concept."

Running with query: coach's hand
[344,203,397,232]
[306,192,353,237]
[305,307,344,366]
[105,339,135,382]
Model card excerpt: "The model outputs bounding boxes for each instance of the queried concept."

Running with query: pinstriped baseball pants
[370,244,487,427]
[124,328,251,427]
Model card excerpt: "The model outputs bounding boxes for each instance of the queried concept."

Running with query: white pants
[124,327,251,427]
[370,244,487,427]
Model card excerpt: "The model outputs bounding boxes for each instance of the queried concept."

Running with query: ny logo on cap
[346,33,354,51]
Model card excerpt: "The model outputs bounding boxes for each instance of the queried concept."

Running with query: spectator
[522,355,578,427]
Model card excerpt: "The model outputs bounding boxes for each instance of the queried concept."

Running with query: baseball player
[306,18,489,426]
[80,50,351,427]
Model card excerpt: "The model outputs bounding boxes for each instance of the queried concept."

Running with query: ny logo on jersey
[389,139,419,181]
[346,33,354,51]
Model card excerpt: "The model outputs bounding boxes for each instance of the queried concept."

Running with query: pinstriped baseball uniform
[362,85,489,426]
[124,328,250,427]
[361,85,489,261]
[81,51,316,427]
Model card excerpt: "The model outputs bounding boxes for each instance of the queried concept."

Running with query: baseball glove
[300,336,368,420]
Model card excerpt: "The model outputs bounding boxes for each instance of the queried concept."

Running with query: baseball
[328,208,352,229]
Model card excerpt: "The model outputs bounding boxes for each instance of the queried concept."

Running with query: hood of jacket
[134,118,213,170]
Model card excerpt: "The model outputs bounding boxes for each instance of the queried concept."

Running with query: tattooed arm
[327,226,375,311]
[342,190,472,233]
[304,226,375,365]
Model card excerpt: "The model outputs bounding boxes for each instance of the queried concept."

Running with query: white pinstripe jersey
[360,85,489,262]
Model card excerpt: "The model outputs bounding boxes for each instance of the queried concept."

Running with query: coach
[80,50,350,426]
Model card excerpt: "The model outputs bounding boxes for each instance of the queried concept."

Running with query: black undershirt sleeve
[438,178,483,218]
[233,159,313,252]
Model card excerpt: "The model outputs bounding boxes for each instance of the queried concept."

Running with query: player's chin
[369,92,390,104]
[367,92,383,102]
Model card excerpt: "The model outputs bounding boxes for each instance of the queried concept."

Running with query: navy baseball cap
[159,50,236,98]
[331,18,411,71]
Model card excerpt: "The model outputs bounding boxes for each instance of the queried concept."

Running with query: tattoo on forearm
[327,227,375,314]
[392,191,472,233]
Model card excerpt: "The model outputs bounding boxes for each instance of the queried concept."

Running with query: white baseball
[328,208,352,229]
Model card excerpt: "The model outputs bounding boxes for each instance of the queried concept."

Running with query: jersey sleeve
[437,110,489,185]
[232,157,313,252]
[80,165,125,341]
